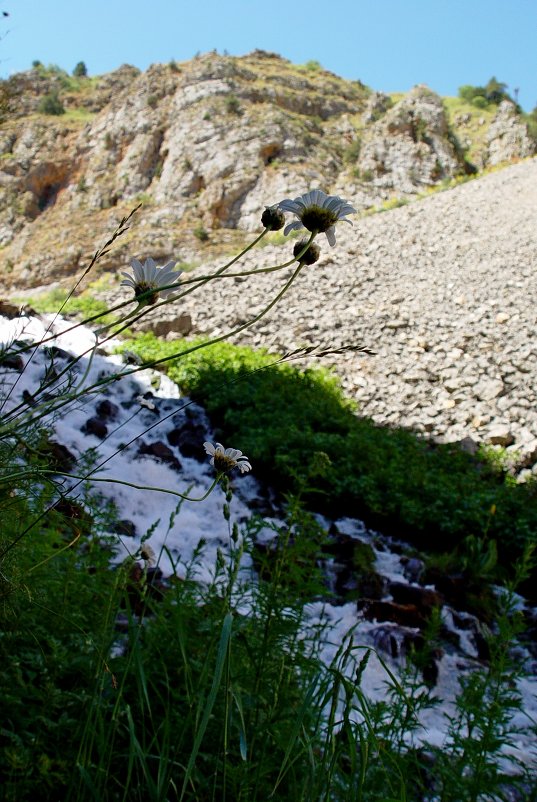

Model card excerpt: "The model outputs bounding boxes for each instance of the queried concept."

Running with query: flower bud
[261,205,286,231]
[293,239,321,265]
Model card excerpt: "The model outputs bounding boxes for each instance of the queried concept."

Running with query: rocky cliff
[0,51,534,289]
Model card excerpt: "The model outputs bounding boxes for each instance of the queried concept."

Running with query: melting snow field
[1,312,537,773]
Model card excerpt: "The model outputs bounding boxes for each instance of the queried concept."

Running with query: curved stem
[0,205,140,411]
[103,232,315,354]
[0,231,277,421]
[5,241,311,434]
[0,471,222,561]
[28,532,81,573]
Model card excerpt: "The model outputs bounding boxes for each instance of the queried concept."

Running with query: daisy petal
[284,220,304,236]
[325,227,336,247]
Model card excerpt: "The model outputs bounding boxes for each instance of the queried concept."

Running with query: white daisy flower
[140,544,156,567]
[204,441,252,474]
[121,257,182,306]
[278,189,356,246]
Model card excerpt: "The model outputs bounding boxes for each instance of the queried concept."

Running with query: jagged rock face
[0,52,534,289]
[358,86,465,192]
[4,64,142,118]
[361,91,393,124]
[487,100,536,165]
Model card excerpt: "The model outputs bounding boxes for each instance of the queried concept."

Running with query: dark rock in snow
[138,440,182,470]
[96,399,120,420]
[43,440,77,473]
[51,497,93,535]
[166,420,207,459]
[389,581,442,611]
[0,351,24,371]
[360,600,428,629]
[82,416,108,439]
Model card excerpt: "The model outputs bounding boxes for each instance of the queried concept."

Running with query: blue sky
[1,0,536,110]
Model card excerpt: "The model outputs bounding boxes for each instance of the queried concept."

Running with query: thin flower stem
[211,227,269,276]
[37,471,222,502]
[4,236,313,433]
[0,206,140,412]
[0,472,221,561]
[105,230,312,338]
[0,230,277,418]
[28,532,81,573]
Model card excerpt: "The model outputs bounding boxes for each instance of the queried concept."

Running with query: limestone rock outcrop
[0,52,534,289]
[486,100,536,165]
[357,85,467,193]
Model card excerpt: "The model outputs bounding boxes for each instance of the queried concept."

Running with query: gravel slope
[130,158,537,469]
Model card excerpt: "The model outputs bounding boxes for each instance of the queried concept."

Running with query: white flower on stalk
[204,441,252,474]
[121,257,182,306]
[140,544,156,567]
[278,189,356,246]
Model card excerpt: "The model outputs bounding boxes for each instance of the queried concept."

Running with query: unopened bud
[293,239,321,265]
[261,205,286,231]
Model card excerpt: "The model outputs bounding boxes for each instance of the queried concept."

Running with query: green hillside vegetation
[120,333,537,585]
[1,318,534,799]
[1,61,537,800]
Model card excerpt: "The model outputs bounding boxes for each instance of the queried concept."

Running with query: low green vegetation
[15,286,112,323]
[299,59,323,72]
[193,223,210,242]
[38,91,65,116]
[119,333,537,582]
[224,94,242,115]
[1,434,533,800]
[523,105,537,143]
[458,76,514,109]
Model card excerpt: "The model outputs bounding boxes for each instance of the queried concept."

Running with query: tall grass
[1,201,536,800]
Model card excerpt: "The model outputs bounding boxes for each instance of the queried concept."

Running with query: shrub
[485,75,509,105]
[225,94,241,115]
[472,95,489,109]
[458,84,488,104]
[523,105,537,143]
[359,168,374,182]
[38,92,65,116]
[193,223,209,242]
[72,61,87,77]
[343,136,362,164]
[458,77,512,109]
[303,59,322,72]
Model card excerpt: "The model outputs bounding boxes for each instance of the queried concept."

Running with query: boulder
[138,440,182,470]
